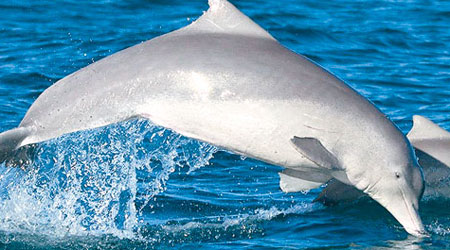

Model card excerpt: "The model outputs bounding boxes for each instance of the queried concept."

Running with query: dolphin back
[408,115,450,167]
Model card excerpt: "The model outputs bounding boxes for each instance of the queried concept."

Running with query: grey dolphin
[0,0,426,236]
[316,115,450,202]
[409,115,450,197]
[408,115,450,168]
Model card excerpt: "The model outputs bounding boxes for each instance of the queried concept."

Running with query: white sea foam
[160,202,318,232]
[0,119,217,242]
[428,220,450,236]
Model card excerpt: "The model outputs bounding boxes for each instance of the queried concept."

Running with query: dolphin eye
[395,172,401,179]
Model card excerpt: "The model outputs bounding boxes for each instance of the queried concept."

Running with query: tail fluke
[0,127,31,164]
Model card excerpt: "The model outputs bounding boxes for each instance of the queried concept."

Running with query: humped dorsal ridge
[175,0,275,41]
[408,115,450,141]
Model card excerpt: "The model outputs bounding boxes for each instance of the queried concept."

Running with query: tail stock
[0,127,31,164]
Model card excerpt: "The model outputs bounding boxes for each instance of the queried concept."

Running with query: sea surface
[0,0,449,249]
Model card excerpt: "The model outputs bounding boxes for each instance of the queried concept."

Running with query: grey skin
[0,0,426,236]
[316,115,450,203]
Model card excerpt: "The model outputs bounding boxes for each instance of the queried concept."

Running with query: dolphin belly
[139,99,326,170]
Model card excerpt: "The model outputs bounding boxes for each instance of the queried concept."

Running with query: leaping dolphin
[0,0,426,236]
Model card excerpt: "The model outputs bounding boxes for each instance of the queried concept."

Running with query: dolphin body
[0,0,426,236]
[317,115,450,202]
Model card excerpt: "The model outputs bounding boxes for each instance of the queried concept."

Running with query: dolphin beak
[394,204,427,237]
[383,192,428,237]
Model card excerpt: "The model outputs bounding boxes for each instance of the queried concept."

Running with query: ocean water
[0,0,449,249]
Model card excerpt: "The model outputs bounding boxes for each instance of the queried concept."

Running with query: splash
[428,219,450,236]
[0,119,217,243]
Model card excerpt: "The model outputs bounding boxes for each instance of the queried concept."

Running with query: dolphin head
[369,160,426,236]
[345,140,427,237]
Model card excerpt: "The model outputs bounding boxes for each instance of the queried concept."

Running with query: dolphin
[0,0,426,236]
[408,115,450,197]
[316,115,450,202]
[408,115,450,168]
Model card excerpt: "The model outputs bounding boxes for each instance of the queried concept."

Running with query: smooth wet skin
[0,0,427,236]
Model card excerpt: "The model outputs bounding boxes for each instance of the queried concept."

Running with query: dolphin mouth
[400,207,428,237]
[405,228,429,238]
[368,184,428,237]
[397,188,428,237]
[403,215,429,238]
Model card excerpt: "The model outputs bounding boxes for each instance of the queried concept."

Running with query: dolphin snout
[406,228,429,238]
[401,203,429,237]
[385,189,429,237]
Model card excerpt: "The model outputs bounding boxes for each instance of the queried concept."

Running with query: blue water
[0,0,449,249]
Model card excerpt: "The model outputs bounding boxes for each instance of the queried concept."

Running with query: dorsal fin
[407,115,450,141]
[178,0,275,41]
